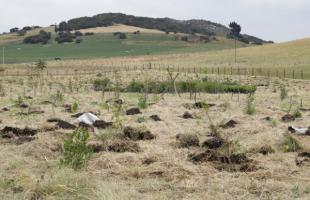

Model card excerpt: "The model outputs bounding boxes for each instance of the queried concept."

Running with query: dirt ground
[0,71,310,199]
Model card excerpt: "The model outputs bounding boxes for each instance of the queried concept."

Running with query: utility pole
[234,37,237,64]
[2,46,4,65]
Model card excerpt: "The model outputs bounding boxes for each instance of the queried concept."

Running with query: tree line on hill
[55,13,225,36]
[23,30,89,44]
[9,13,273,45]
[54,13,272,44]
[7,26,42,36]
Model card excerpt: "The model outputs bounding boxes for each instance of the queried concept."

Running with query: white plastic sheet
[75,113,100,125]
[288,126,309,135]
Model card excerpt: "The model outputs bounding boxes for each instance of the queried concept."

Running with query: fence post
[217,67,220,75]
[231,67,233,75]
[301,71,304,79]
[283,69,286,78]
[293,70,295,79]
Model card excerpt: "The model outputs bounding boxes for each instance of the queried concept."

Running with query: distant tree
[17,30,27,36]
[118,33,127,39]
[10,27,19,33]
[22,26,32,31]
[58,21,68,32]
[228,21,242,63]
[84,32,94,36]
[74,31,83,36]
[55,31,76,43]
[75,38,83,43]
[229,22,241,38]
[35,60,47,70]
[23,30,51,44]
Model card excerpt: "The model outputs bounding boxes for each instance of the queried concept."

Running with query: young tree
[59,21,68,32]
[36,60,47,71]
[229,22,241,63]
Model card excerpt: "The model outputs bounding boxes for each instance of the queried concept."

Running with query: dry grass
[1,70,310,199]
[78,24,165,34]
[2,37,310,79]
[0,27,54,45]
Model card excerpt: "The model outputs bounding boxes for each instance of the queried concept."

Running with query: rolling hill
[63,13,270,44]
[0,13,275,64]
[0,25,250,64]
[29,37,309,79]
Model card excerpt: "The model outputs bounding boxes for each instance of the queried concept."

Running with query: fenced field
[1,65,310,199]
[1,33,310,199]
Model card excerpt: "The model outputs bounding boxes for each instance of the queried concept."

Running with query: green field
[0,32,245,64]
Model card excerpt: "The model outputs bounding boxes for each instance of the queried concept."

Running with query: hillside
[61,13,269,44]
[0,26,250,64]
[0,27,54,45]
[78,24,165,34]
[153,37,310,69]
[14,37,306,79]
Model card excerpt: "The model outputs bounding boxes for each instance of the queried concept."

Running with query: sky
[0,0,309,42]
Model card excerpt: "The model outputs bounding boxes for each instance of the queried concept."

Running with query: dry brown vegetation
[78,24,165,34]
[1,68,310,199]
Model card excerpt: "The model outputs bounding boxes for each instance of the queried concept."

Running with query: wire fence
[0,64,309,80]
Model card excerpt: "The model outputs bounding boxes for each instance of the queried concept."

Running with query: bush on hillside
[22,26,32,31]
[74,31,83,36]
[119,33,127,39]
[23,30,51,44]
[17,30,27,36]
[84,32,94,36]
[10,27,19,33]
[55,31,76,43]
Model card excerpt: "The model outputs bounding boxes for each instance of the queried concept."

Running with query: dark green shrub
[84,32,94,36]
[138,95,148,109]
[119,33,127,39]
[74,31,83,36]
[125,80,256,94]
[55,31,76,43]
[75,38,83,43]
[92,78,111,91]
[293,106,302,118]
[281,133,302,152]
[244,94,255,115]
[280,85,288,101]
[23,30,51,44]
[60,129,93,170]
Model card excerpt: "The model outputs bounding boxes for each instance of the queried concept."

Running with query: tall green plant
[280,85,288,101]
[245,94,255,115]
[61,129,92,170]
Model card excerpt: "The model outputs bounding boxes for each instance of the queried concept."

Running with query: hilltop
[61,13,270,44]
